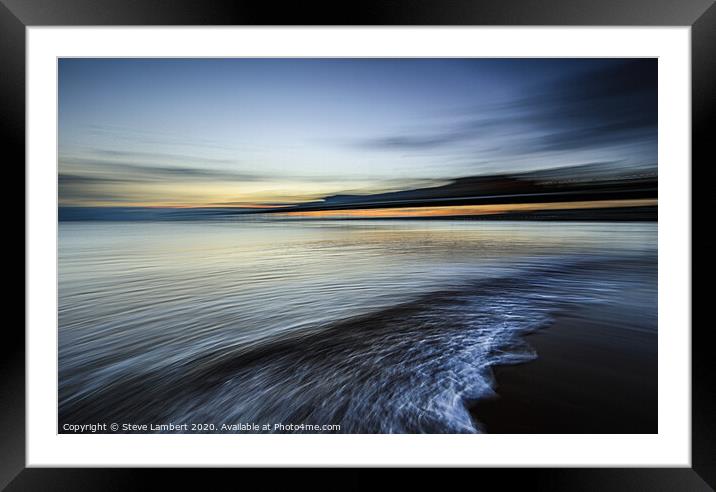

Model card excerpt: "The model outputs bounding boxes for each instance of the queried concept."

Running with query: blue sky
[58,58,657,207]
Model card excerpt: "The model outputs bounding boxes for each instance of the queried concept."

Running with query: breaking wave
[59,249,652,433]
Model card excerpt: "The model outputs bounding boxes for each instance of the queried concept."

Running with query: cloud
[58,174,143,203]
[60,158,267,183]
[58,156,270,205]
[513,59,657,153]
[58,152,444,206]
[356,59,657,165]
[92,149,239,166]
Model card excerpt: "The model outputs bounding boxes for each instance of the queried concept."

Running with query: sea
[58,219,657,433]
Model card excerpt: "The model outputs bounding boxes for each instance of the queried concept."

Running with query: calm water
[58,219,657,433]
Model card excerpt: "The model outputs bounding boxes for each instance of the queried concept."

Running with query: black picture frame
[7,0,711,489]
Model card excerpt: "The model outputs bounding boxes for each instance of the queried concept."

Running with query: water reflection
[59,220,657,433]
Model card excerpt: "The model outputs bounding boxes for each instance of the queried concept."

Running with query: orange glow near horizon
[276,199,657,219]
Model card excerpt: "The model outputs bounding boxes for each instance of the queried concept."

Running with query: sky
[58,58,657,208]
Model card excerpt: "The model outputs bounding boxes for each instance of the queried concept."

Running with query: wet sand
[470,304,657,434]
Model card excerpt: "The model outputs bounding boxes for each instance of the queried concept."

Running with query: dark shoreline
[58,205,656,222]
[470,304,657,434]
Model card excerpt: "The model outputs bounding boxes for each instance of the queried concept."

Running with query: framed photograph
[10,0,710,488]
